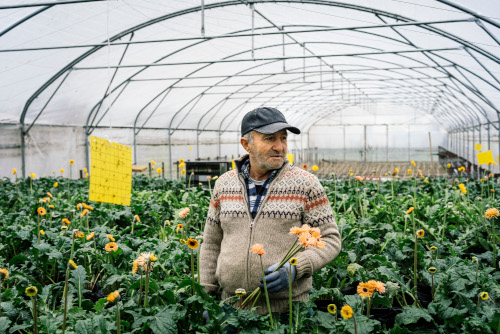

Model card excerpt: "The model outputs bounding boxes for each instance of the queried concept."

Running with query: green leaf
[395,306,432,326]
[148,306,184,334]
[0,317,11,333]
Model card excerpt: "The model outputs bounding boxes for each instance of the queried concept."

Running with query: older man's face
[245,129,288,171]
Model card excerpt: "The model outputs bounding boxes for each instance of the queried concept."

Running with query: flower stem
[289,267,293,334]
[431,275,434,302]
[116,302,121,334]
[492,218,497,270]
[138,271,143,307]
[144,265,150,307]
[37,216,40,245]
[62,238,76,334]
[190,249,196,295]
[33,296,38,334]
[414,232,418,297]
[260,256,274,329]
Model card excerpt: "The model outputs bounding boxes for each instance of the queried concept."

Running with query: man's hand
[259,262,296,293]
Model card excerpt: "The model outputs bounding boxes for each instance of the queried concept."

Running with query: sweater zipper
[240,166,288,288]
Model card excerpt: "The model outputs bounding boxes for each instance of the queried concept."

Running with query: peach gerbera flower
[250,244,265,256]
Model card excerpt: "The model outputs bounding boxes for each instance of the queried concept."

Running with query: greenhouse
[0,0,499,333]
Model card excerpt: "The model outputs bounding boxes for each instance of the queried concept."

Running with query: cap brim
[254,122,301,135]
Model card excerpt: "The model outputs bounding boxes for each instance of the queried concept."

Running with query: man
[200,106,341,316]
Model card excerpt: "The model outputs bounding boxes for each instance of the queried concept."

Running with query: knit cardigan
[200,155,341,314]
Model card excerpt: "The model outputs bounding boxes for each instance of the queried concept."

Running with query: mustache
[269,151,285,157]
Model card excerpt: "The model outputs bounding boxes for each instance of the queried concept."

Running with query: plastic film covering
[0,0,499,177]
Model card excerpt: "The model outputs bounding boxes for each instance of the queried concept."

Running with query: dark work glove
[202,310,210,324]
[259,262,296,293]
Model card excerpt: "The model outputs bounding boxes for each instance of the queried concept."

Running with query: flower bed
[0,170,498,333]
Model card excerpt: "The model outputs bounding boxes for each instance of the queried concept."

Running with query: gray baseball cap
[241,107,300,136]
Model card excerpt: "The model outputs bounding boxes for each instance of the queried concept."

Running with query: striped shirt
[241,160,279,220]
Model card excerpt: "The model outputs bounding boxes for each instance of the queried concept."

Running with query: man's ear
[241,137,251,153]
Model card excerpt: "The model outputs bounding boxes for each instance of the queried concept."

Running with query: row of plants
[0,165,498,333]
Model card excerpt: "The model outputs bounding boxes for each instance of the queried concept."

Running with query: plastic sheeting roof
[1,0,499,136]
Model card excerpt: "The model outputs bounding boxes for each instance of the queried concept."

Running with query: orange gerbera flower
[302,164,307,170]
[250,244,265,256]
[62,218,70,225]
[357,281,375,298]
[355,176,365,181]
[368,280,386,294]
[107,234,115,242]
[80,209,89,217]
[289,226,303,235]
[37,207,46,216]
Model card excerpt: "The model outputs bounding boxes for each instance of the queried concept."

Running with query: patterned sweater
[200,155,341,314]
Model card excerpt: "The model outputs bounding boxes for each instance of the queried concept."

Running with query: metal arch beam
[435,0,500,29]
[0,18,475,53]
[0,0,105,10]
[0,6,51,37]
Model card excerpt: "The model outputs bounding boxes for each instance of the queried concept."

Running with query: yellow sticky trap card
[89,136,132,206]
[475,143,482,151]
[477,150,497,165]
[286,153,294,165]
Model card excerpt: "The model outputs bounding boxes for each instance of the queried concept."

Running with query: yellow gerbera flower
[86,232,95,240]
[60,168,64,173]
[341,305,353,319]
[107,234,115,242]
[0,268,9,280]
[408,169,412,175]
[40,230,45,236]
[25,286,38,297]
[186,238,200,250]
[289,257,298,266]
[107,290,119,303]
[428,267,437,274]
[157,168,162,174]
[447,163,451,168]
[61,226,68,231]
[327,304,337,314]
[181,169,186,175]
[179,158,185,164]
[12,168,16,175]
[105,242,119,252]
[430,246,438,251]
[37,207,46,216]
[416,229,425,238]
[132,260,139,274]
[68,260,78,269]
[411,161,416,166]
[312,165,319,171]
[53,182,58,188]
[30,173,36,178]
[149,254,158,262]
[134,215,140,222]
[484,208,499,219]
[235,288,246,296]
[480,292,489,300]
[69,160,74,165]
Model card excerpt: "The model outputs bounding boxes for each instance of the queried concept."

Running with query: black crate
[183,161,233,187]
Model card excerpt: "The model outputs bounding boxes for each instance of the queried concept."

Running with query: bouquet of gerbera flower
[240,224,325,311]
